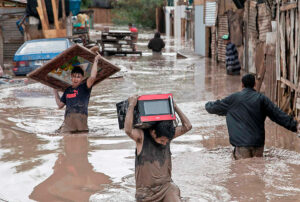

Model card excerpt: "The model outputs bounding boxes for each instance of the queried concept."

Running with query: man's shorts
[58,113,88,133]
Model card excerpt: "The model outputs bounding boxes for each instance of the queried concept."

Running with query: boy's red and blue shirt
[60,81,92,116]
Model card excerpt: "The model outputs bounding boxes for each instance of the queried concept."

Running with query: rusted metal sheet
[205,0,217,26]
[0,10,25,62]
[211,26,216,58]
[258,3,271,42]
[248,0,258,37]
[263,32,276,101]
[0,28,3,66]
[255,42,266,91]
[217,14,228,62]
[280,2,297,11]
[228,9,243,47]
[28,44,121,91]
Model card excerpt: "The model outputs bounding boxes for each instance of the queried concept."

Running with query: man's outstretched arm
[124,95,143,143]
[173,102,192,139]
[205,94,233,116]
[263,95,299,132]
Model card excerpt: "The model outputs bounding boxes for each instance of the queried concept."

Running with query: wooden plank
[51,0,60,30]
[62,0,66,20]
[296,98,300,110]
[256,42,266,92]
[280,2,297,12]
[40,0,49,29]
[281,77,298,90]
[43,29,66,38]
[290,9,295,84]
[36,6,48,31]
[0,28,3,67]
[297,0,300,85]
[280,12,286,87]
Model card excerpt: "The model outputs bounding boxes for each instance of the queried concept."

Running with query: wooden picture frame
[27,44,120,91]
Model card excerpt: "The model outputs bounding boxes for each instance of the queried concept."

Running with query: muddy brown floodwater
[1,29,300,202]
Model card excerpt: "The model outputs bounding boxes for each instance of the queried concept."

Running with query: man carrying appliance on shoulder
[124,95,192,202]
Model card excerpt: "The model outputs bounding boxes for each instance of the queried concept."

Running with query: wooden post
[62,0,66,21]
[40,0,49,29]
[37,0,49,30]
[276,0,280,105]
[290,9,295,84]
[0,27,3,68]
[51,0,60,30]
[280,12,286,87]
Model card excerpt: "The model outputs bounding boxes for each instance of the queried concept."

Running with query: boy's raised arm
[87,53,101,89]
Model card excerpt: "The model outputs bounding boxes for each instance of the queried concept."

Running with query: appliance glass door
[142,100,171,115]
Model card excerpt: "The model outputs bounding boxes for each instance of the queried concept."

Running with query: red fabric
[130,27,138,33]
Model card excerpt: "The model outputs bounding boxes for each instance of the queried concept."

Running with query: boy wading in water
[125,95,192,202]
[54,54,101,133]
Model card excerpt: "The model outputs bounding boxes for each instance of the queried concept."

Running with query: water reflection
[30,134,111,202]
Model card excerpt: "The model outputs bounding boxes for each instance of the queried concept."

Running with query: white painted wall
[164,6,174,37]
[174,0,186,39]
[194,5,206,56]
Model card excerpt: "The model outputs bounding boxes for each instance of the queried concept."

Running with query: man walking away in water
[54,54,101,133]
[125,95,192,202]
[148,32,165,56]
[205,74,300,160]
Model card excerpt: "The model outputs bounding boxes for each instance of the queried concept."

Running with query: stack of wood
[36,0,67,38]
[99,31,142,56]
[276,0,300,117]
[217,15,228,62]
[258,3,272,42]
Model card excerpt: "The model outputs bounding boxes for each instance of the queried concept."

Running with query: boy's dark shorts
[58,113,88,133]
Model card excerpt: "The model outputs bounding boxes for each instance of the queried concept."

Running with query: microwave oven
[116,93,176,129]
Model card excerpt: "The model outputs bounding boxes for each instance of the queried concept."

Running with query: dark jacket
[205,88,297,147]
[148,33,165,52]
[226,43,241,72]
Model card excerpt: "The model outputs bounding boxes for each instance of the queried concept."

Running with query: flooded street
[1,31,300,202]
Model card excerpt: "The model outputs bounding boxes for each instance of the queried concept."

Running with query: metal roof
[4,0,27,4]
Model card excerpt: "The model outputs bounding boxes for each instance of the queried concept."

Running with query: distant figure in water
[148,32,165,56]
[128,23,138,51]
[53,54,101,133]
[222,34,241,75]
[205,74,300,160]
[125,95,192,202]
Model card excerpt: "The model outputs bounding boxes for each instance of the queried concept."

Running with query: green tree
[112,0,164,28]
[81,0,92,9]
